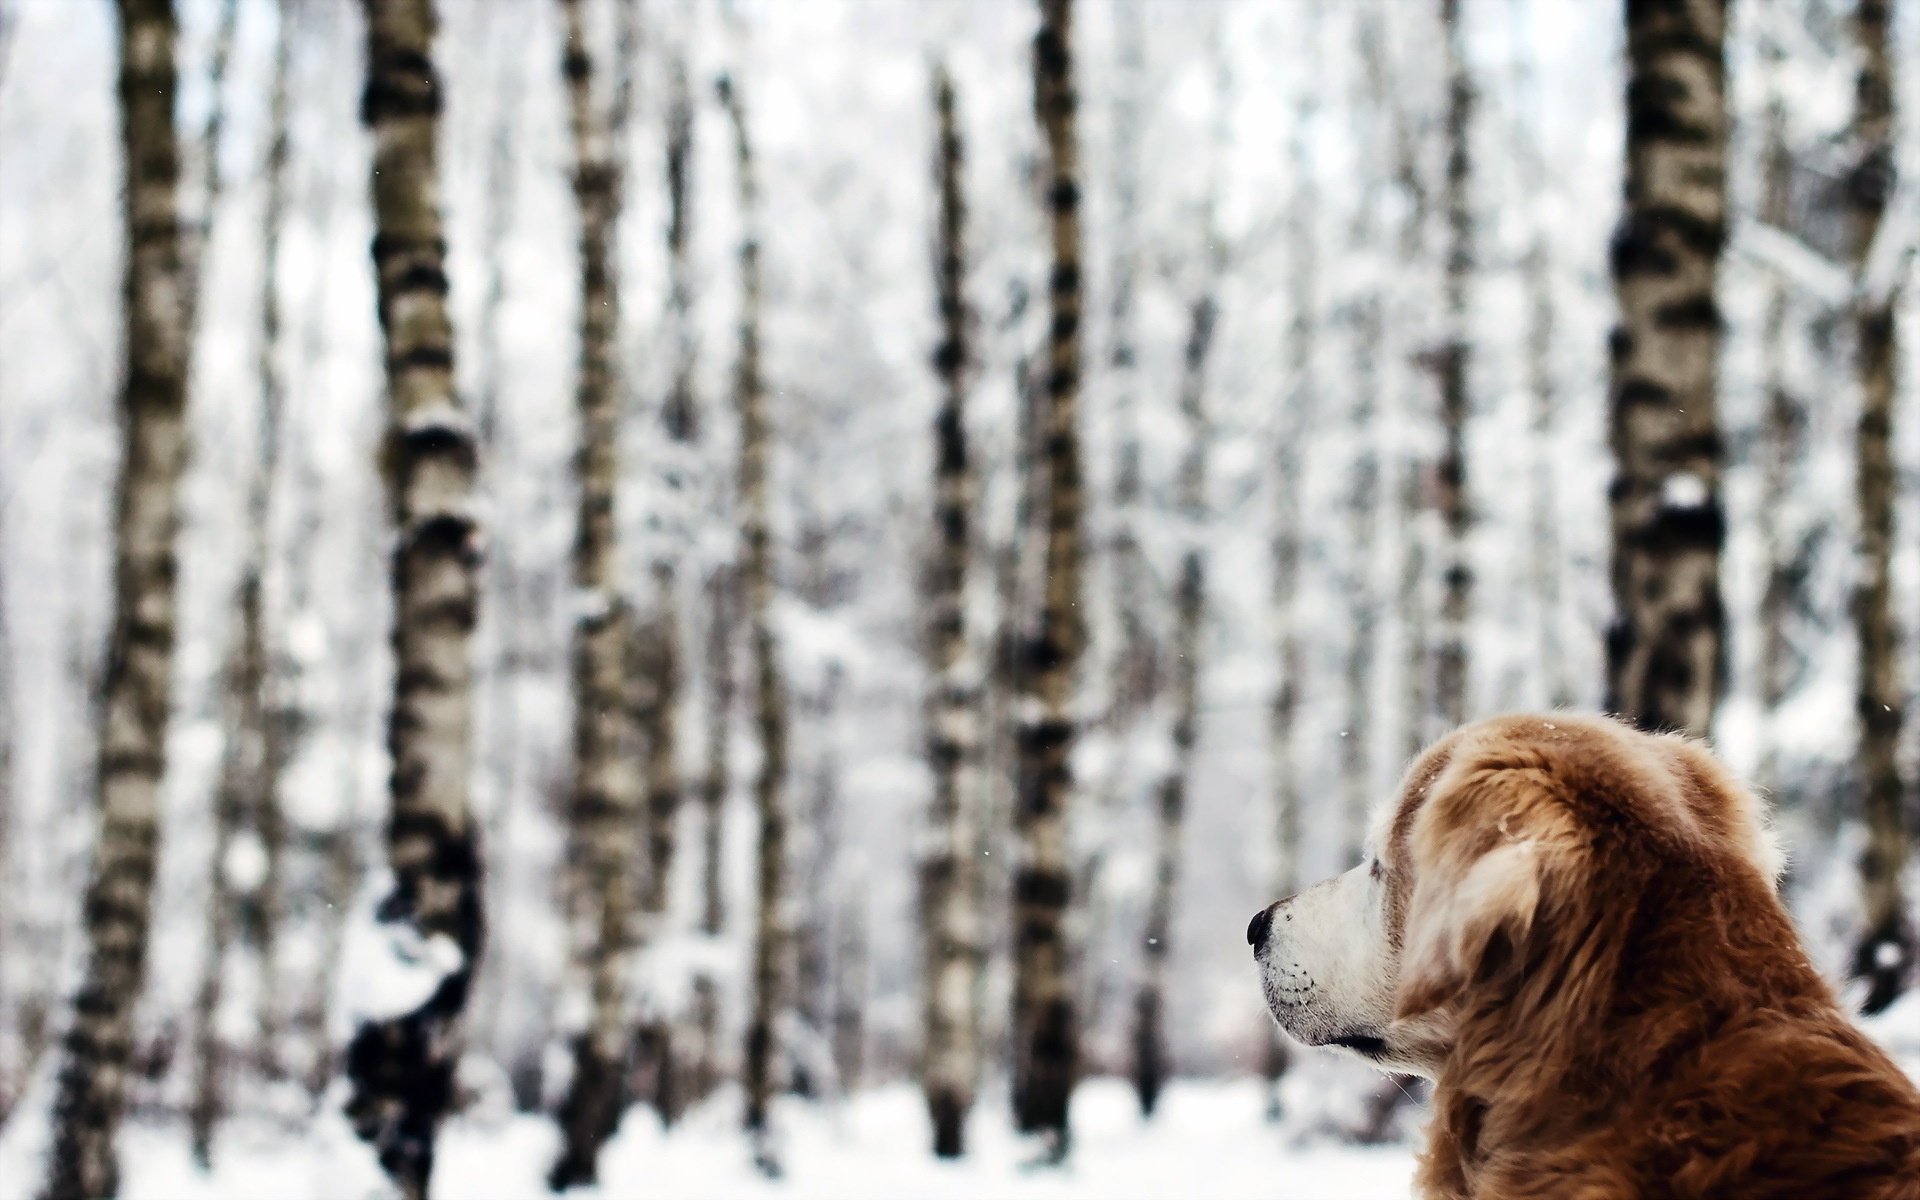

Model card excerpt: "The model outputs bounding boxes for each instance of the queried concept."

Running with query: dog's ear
[1395,760,1580,1021]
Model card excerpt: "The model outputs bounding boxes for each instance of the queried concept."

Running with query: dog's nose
[1247,904,1277,954]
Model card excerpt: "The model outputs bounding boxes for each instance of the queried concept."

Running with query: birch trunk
[1342,288,1382,862]
[304,498,383,1101]
[41,4,191,1195]
[341,3,484,1196]
[0,475,11,1107]
[979,285,1036,1090]
[641,36,690,966]
[660,46,732,1107]
[920,64,984,1159]
[1754,50,1799,795]
[1264,19,1318,1116]
[1432,0,1474,730]
[831,892,866,1092]
[187,3,294,1159]
[1604,0,1729,739]
[689,562,735,1102]
[1133,293,1215,1119]
[721,71,791,1174]
[638,56,690,934]
[551,0,647,1184]
[791,654,842,1102]
[1367,0,1432,769]
[467,13,525,1063]
[1845,0,1907,1015]
[1080,0,1147,1060]
[1010,0,1085,1154]
[1506,1,1569,710]
[178,0,237,339]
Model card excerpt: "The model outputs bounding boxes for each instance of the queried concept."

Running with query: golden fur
[1386,713,1920,1200]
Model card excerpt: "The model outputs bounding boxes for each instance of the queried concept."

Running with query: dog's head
[1248,713,1784,1078]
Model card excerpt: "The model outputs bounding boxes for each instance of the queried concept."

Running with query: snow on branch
[1734,222,1851,307]
[1859,177,1920,311]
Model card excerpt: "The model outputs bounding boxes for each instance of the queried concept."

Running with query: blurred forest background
[1,0,1920,1196]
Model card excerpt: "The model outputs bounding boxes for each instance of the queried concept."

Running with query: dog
[1250,712,1920,1199]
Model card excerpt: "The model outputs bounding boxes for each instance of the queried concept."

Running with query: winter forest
[2,0,1920,1196]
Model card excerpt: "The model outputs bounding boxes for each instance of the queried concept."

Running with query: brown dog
[1249,712,1920,1198]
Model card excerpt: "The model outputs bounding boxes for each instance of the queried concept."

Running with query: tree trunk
[1506,2,1569,711]
[550,0,647,1185]
[1845,0,1907,1015]
[187,3,294,1160]
[640,44,689,948]
[1080,0,1147,1070]
[720,71,791,1176]
[0,460,11,1112]
[178,0,238,339]
[832,896,866,1094]
[1265,16,1318,1119]
[1432,0,1474,731]
[1604,0,1728,740]
[1133,292,1215,1119]
[603,14,686,1114]
[304,495,383,1102]
[1359,0,1432,769]
[790,652,840,1101]
[630,607,683,1119]
[341,3,484,1197]
[1010,0,1085,1156]
[1753,46,1799,796]
[1341,287,1382,862]
[920,64,984,1159]
[978,283,1036,1096]
[469,12,526,1066]
[40,4,192,1196]
[689,561,735,1103]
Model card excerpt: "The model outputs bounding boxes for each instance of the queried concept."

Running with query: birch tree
[41,2,192,1194]
[689,562,735,1104]
[1432,0,1475,730]
[720,69,791,1176]
[632,40,697,1127]
[1508,0,1569,709]
[920,62,984,1161]
[639,52,689,934]
[1079,0,1149,1058]
[1753,34,1802,797]
[1010,0,1085,1156]
[1845,0,1906,1015]
[1133,286,1217,1118]
[188,0,294,1161]
[1368,0,1435,767]
[550,0,648,1185]
[341,2,484,1195]
[1604,0,1729,739]
[469,6,528,1064]
[656,40,733,1109]
[1265,5,1319,1119]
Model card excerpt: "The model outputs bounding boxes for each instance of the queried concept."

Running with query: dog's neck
[1423,857,1833,1187]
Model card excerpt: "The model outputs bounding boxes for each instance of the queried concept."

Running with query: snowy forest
[2,0,1920,1196]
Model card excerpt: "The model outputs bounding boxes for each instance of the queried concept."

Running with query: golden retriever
[1250,712,1920,1198]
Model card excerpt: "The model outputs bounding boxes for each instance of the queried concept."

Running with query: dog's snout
[1248,903,1278,953]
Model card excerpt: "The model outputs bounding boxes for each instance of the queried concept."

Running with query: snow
[0,1079,1418,1200]
[334,875,469,1033]
[1660,472,1709,510]
[222,831,269,894]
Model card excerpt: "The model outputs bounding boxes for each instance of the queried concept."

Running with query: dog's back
[1413,716,1920,1199]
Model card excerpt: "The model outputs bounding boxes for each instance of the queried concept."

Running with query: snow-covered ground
[6,996,1920,1200]
[0,1076,1418,1200]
